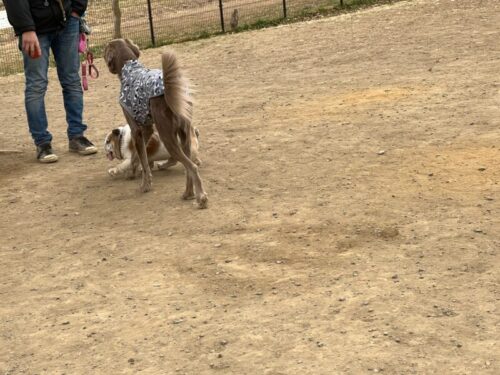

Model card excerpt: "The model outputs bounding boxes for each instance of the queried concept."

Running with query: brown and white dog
[104,38,207,208]
[104,124,201,178]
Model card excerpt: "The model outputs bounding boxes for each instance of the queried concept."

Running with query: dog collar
[116,129,124,160]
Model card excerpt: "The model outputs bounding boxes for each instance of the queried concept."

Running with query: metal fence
[0,0,354,76]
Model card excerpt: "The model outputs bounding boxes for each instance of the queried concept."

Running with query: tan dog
[104,39,207,208]
[104,123,201,178]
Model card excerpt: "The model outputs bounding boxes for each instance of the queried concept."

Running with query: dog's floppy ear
[124,39,140,58]
[104,44,118,74]
[112,128,121,136]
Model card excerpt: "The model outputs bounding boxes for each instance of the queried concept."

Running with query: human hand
[22,31,41,59]
[71,11,80,18]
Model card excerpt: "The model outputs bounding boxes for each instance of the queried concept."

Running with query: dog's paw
[193,157,202,167]
[157,159,177,170]
[196,193,208,209]
[108,167,120,177]
[139,174,153,193]
[182,191,196,200]
[140,181,152,193]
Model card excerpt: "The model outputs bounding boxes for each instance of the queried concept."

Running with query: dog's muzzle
[104,141,115,161]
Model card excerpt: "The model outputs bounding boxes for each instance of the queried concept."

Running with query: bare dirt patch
[1,0,499,374]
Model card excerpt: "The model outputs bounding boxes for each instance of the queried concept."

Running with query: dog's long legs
[177,120,195,200]
[161,128,207,207]
[152,106,207,208]
[123,110,152,193]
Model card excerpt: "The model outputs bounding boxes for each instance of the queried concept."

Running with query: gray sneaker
[69,135,98,155]
[37,143,58,163]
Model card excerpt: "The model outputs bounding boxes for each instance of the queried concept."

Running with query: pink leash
[79,33,99,91]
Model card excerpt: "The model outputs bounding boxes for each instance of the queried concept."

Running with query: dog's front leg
[124,112,152,193]
[157,157,177,170]
[108,158,133,177]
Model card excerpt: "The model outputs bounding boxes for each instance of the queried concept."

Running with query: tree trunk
[112,0,122,39]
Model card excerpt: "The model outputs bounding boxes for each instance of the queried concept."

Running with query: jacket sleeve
[71,0,88,16]
[3,0,36,34]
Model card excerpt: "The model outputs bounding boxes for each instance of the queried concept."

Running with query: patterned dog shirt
[119,60,164,126]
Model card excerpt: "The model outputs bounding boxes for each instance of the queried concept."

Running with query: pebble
[128,358,135,365]
[478,167,486,171]
[214,243,222,248]
[377,150,386,155]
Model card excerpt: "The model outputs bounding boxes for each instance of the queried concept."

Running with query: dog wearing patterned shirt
[104,38,208,208]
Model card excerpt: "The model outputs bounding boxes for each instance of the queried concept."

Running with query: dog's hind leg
[123,110,153,193]
[177,120,195,200]
[152,102,207,208]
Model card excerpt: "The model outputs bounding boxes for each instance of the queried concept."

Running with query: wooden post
[112,0,122,39]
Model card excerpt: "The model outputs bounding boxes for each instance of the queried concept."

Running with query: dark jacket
[2,0,87,35]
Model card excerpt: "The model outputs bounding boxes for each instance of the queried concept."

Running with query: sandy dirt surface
[1,0,499,373]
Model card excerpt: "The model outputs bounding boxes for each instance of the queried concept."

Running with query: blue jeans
[22,16,86,146]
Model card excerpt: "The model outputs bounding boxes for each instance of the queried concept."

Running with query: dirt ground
[0,0,499,374]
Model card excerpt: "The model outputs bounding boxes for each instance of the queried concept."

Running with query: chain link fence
[0,0,358,76]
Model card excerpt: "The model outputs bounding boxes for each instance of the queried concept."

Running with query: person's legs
[51,15,87,140]
[22,33,52,147]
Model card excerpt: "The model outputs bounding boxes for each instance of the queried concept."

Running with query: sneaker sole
[38,154,59,163]
[69,147,98,155]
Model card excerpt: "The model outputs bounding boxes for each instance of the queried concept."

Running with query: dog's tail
[162,51,192,123]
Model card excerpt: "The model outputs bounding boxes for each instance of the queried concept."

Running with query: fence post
[218,0,225,33]
[340,0,344,6]
[112,0,122,39]
[146,0,156,46]
[283,0,287,18]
